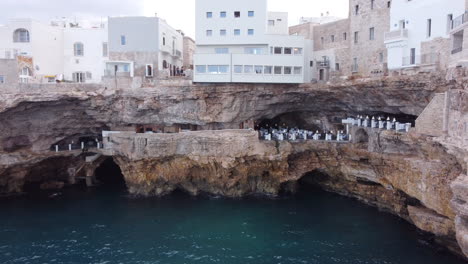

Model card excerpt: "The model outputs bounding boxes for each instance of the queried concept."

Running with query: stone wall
[415,93,446,136]
[313,19,350,52]
[349,0,390,76]
[0,59,19,85]
[183,36,195,69]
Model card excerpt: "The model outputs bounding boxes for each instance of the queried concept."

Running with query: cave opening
[94,158,127,191]
[355,128,369,143]
[256,112,323,131]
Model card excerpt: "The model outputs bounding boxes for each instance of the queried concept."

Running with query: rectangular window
[102,42,108,57]
[215,48,229,54]
[234,11,240,18]
[293,67,302,75]
[120,35,126,45]
[146,64,153,77]
[220,29,227,36]
[369,27,375,40]
[73,72,85,83]
[335,63,340,71]
[206,30,213,36]
[206,12,213,18]
[264,66,273,74]
[234,29,240,36]
[387,1,391,8]
[220,11,226,18]
[371,0,375,9]
[268,20,275,26]
[379,52,384,63]
[293,48,303,55]
[123,64,130,72]
[331,35,335,42]
[248,11,255,17]
[355,5,359,15]
[244,47,264,54]
[354,31,359,44]
[274,66,282,74]
[427,19,432,38]
[310,61,314,67]
[196,65,206,73]
[284,47,292,55]
[0,75,4,84]
[248,29,254,35]
[274,47,282,54]
[234,65,243,73]
[244,65,253,74]
[255,65,263,74]
[352,58,358,72]
[219,65,229,73]
[343,32,347,40]
[208,65,219,74]
[284,67,292,75]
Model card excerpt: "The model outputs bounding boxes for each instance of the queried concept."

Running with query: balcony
[402,53,439,67]
[316,60,330,68]
[451,11,468,30]
[384,29,408,42]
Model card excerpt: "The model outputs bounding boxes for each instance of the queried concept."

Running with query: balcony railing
[402,53,439,67]
[316,60,330,68]
[451,11,468,30]
[384,29,408,42]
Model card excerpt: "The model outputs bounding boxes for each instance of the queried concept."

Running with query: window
[371,0,375,9]
[21,67,31,76]
[234,29,240,36]
[244,65,253,74]
[274,47,282,54]
[387,1,391,8]
[13,29,30,43]
[196,65,206,73]
[73,72,85,83]
[427,19,432,38]
[369,27,375,40]
[321,37,324,45]
[73,42,84,56]
[335,63,340,71]
[219,65,229,73]
[310,61,314,67]
[264,66,273,74]
[293,48,303,55]
[248,29,254,35]
[343,32,347,40]
[293,67,302,75]
[354,31,359,44]
[206,12,213,18]
[163,37,166,46]
[274,66,282,74]
[244,47,264,54]
[102,42,108,57]
[234,65,243,73]
[207,65,218,74]
[146,64,153,77]
[234,11,240,18]
[352,58,358,72]
[248,11,255,17]
[355,5,359,15]
[331,35,335,42]
[206,30,213,36]
[86,72,92,80]
[284,66,292,75]
[379,52,384,63]
[123,64,130,72]
[0,76,4,84]
[220,11,226,18]
[215,48,229,54]
[268,20,275,26]
[284,47,292,55]
[120,35,126,46]
[447,14,453,32]
[255,65,263,74]
[220,29,227,36]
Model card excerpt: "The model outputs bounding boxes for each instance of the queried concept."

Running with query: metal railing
[451,11,468,30]
[402,53,439,66]
[384,29,408,41]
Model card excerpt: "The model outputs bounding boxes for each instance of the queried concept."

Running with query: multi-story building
[106,16,184,81]
[183,36,196,70]
[193,0,307,83]
[448,0,468,69]
[385,0,465,70]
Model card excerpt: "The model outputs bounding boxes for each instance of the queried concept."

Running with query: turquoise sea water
[0,185,465,264]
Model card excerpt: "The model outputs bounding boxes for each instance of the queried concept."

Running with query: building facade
[183,36,196,70]
[385,0,465,70]
[448,1,468,69]
[107,16,184,81]
[193,0,306,83]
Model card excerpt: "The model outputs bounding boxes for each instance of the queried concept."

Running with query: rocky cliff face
[0,73,466,259]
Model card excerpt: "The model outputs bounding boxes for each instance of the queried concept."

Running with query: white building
[107,16,184,79]
[193,0,307,83]
[384,0,465,70]
[63,22,108,83]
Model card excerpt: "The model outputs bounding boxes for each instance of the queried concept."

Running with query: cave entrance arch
[94,157,127,191]
[354,128,369,144]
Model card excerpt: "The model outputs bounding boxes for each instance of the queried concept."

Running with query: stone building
[183,36,195,70]
[447,1,468,69]
[0,59,19,85]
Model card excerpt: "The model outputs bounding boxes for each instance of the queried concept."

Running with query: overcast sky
[0,0,349,38]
